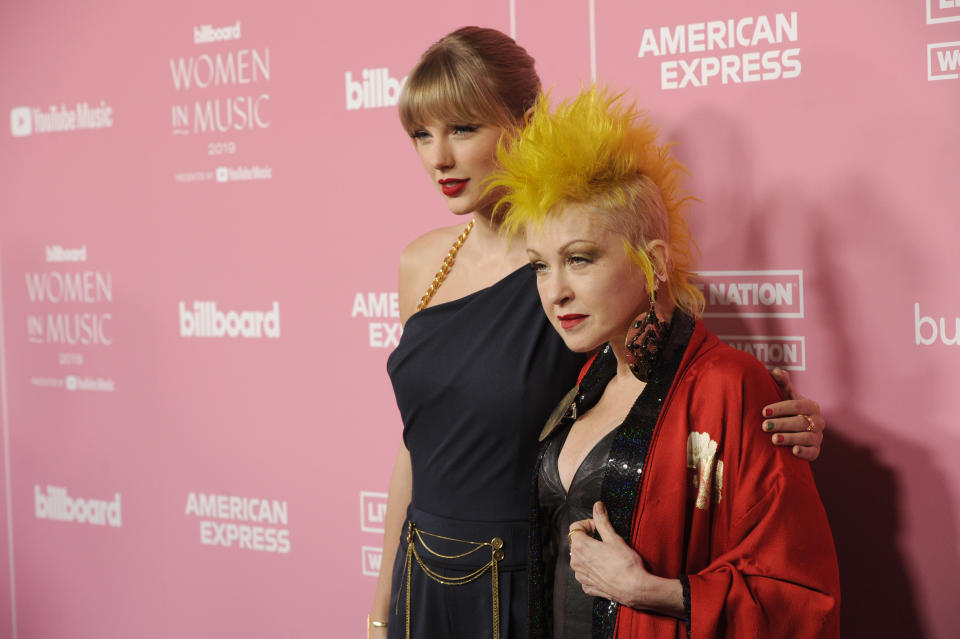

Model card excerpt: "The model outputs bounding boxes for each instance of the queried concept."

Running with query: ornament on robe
[687,431,723,510]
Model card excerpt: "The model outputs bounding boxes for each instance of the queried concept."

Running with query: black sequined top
[539,421,617,639]
[529,312,695,639]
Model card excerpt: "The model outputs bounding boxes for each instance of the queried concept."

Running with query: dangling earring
[625,274,670,382]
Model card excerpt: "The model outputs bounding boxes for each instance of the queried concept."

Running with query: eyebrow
[558,239,598,252]
[526,239,598,257]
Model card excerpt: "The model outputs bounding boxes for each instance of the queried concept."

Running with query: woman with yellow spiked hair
[490,88,840,638]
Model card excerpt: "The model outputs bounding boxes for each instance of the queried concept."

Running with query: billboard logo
[46,245,88,262]
[928,41,960,81]
[10,106,31,137]
[360,491,388,533]
[35,485,122,527]
[194,21,242,44]
[722,335,806,370]
[179,301,280,338]
[927,0,960,24]
[362,546,383,577]
[697,270,803,318]
[216,166,229,182]
[345,68,407,110]
[915,303,959,346]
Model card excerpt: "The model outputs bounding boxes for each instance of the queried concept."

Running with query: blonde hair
[398,26,540,133]
[489,86,704,317]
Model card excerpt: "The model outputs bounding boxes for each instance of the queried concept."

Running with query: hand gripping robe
[531,314,840,639]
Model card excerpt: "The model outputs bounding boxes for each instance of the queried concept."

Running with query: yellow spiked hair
[489,86,704,317]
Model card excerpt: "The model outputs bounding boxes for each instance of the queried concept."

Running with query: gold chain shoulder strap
[416,220,475,312]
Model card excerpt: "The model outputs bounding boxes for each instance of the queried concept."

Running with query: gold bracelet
[367,614,388,639]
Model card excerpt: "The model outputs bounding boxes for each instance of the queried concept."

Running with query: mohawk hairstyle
[489,86,704,317]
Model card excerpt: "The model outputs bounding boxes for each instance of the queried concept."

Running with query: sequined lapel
[592,312,695,639]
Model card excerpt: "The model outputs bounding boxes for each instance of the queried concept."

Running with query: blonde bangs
[399,54,514,133]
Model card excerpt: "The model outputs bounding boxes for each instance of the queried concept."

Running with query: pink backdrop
[1,1,958,637]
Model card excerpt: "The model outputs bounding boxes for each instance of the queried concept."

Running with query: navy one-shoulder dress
[386,266,583,639]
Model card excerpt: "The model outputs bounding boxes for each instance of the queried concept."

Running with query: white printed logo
[185,492,291,554]
[169,48,271,135]
[35,485,122,527]
[638,12,801,90]
[352,292,401,348]
[214,165,273,183]
[194,21,242,44]
[360,491,388,533]
[362,546,383,577]
[697,270,803,318]
[721,335,806,370]
[928,41,960,81]
[10,107,31,137]
[46,245,87,262]
[65,375,115,391]
[10,102,114,136]
[915,303,960,346]
[345,68,407,110]
[179,301,280,338]
[25,268,113,346]
[927,0,960,24]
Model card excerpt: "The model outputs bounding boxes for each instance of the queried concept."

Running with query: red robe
[614,321,840,638]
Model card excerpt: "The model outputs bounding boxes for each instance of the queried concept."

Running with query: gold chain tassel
[400,520,505,639]
[404,526,414,639]
[491,549,500,639]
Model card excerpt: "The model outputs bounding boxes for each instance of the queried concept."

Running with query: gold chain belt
[397,520,505,639]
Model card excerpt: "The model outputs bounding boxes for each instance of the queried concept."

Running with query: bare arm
[368,231,447,634]
[369,446,412,637]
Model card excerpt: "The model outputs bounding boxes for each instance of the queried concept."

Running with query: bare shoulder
[399,224,463,273]
[397,224,464,323]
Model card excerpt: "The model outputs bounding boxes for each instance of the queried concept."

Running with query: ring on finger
[568,528,585,541]
[800,413,816,432]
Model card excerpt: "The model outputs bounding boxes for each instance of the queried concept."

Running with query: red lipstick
[557,314,588,330]
[439,178,468,196]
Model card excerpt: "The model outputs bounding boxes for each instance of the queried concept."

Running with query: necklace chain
[416,219,475,311]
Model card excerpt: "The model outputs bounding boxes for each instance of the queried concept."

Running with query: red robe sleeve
[613,329,840,639]
[683,350,840,638]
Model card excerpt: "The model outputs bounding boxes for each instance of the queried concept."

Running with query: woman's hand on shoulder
[763,368,825,461]
[397,225,465,324]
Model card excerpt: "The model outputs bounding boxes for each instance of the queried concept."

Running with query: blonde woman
[369,28,826,639]
[491,87,839,638]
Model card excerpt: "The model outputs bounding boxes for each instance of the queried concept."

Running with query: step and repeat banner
[1,1,958,637]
